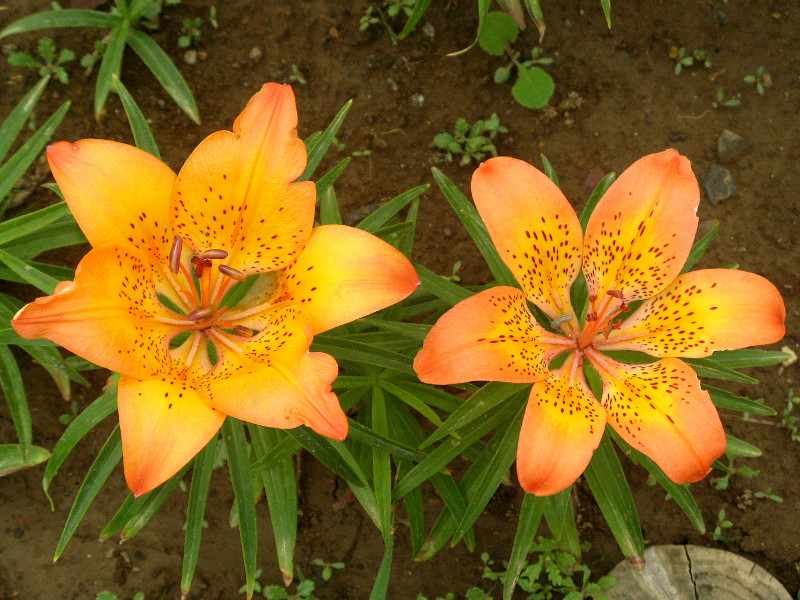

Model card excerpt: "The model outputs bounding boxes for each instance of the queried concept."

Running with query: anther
[607,289,624,299]
[550,315,573,329]
[169,236,183,274]
[187,307,213,321]
[201,249,229,260]
[233,325,255,338]
[191,256,212,277]
[219,264,246,281]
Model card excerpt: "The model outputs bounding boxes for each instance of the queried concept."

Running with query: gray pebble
[716,129,749,163]
[700,165,737,205]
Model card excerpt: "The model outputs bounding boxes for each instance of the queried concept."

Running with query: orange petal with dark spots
[47,139,176,266]
[517,357,607,496]
[11,245,175,379]
[414,286,566,385]
[583,149,700,303]
[598,357,726,483]
[278,225,419,334]
[206,352,348,440]
[472,157,582,320]
[171,83,315,275]
[118,374,225,497]
[602,269,786,357]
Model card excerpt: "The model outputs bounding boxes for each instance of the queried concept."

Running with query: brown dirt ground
[1,1,799,599]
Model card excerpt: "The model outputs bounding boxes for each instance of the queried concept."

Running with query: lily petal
[472,157,583,319]
[47,140,176,266]
[414,286,566,385]
[278,225,419,334]
[597,356,726,483]
[602,269,786,357]
[517,356,606,496]
[583,150,700,302]
[12,245,174,379]
[205,304,347,440]
[118,374,225,497]
[171,84,314,275]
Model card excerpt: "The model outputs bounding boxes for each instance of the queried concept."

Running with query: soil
[1,1,799,599]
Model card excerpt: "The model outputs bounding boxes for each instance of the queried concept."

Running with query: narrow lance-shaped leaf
[0,247,60,294]
[0,444,50,477]
[94,20,129,121]
[113,75,161,159]
[0,345,31,453]
[368,535,394,600]
[0,9,121,37]
[0,202,71,246]
[357,184,428,233]
[0,75,50,163]
[542,488,581,558]
[55,426,122,561]
[122,463,190,539]
[705,384,776,416]
[398,0,432,39]
[371,386,394,546]
[503,494,546,600]
[299,99,352,181]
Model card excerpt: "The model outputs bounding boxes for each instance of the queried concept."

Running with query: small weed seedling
[433,114,508,166]
[482,539,617,599]
[312,558,345,582]
[288,64,307,85]
[711,509,739,542]
[780,390,800,442]
[178,16,203,48]
[744,66,771,95]
[714,437,762,490]
[754,488,783,503]
[386,0,415,19]
[95,592,145,600]
[241,567,319,600]
[670,47,712,75]
[8,37,74,83]
[58,400,79,425]
[445,260,464,283]
[359,6,381,31]
[713,87,740,108]
[417,589,492,600]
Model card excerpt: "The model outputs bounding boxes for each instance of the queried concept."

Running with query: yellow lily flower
[415,150,785,496]
[13,84,419,496]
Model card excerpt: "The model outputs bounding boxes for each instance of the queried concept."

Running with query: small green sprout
[312,557,345,582]
[780,390,800,442]
[8,37,74,83]
[386,0,415,18]
[713,87,740,108]
[433,113,508,166]
[494,47,555,110]
[288,64,307,85]
[671,47,712,75]
[351,149,372,157]
[711,509,739,542]
[244,567,318,600]
[359,6,380,31]
[445,260,463,283]
[58,400,79,425]
[744,66,771,95]
[179,16,203,48]
[714,437,762,490]
[80,39,105,72]
[208,6,219,29]
[95,592,145,600]
[753,488,783,503]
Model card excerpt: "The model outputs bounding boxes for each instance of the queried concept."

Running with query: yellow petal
[12,245,174,379]
[583,150,700,302]
[278,225,419,334]
[414,286,568,385]
[517,357,606,496]
[204,304,347,439]
[118,374,225,497]
[472,157,582,319]
[602,269,786,357]
[597,356,726,484]
[171,84,314,275]
[47,140,176,266]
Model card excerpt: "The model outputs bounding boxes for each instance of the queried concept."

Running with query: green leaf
[379,379,443,428]
[54,426,122,560]
[43,384,118,508]
[0,247,60,293]
[249,435,302,472]
[415,263,471,305]
[0,75,50,163]
[0,202,70,246]
[22,343,88,400]
[181,439,217,597]
[684,357,758,384]
[299,100,353,182]
[371,387,393,546]
[705,384,776,416]
[250,426,297,585]
[0,9,121,38]
[3,220,86,259]
[448,0,491,56]
[8,52,41,69]
[478,12,519,56]
[312,335,415,376]
[319,186,343,225]
[0,444,50,477]
[583,434,644,561]
[503,494,546,600]
[347,417,425,461]
[578,172,615,231]
[397,0,432,39]
[112,75,160,158]
[681,222,719,274]
[0,101,70,212]
[710,348,791,369]
[543,490,581,558]
[0,345,31,451]
[725,434,762,459]
[316,157,350,204]
[121,464,189,538]
[357,185,428,233]
[368,537,394,600]
[222,418,257,598]
[511,65,555,109]
[431,167,516,287]
[94,20,129,121]
[126,29,200,123]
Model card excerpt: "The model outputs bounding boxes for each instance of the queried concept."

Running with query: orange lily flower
[13,84,419,496]
[415,150,785,496]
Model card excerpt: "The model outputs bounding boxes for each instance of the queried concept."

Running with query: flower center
[575,290,630,351]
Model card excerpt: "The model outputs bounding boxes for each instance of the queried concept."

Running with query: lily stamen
[201,249,229,260]
[187,307,213,321]
[169,236,183,274]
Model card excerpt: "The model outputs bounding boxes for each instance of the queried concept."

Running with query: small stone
[13,527,24,539]
[249,47,263,60]
[716,129,749,163]
[422,22,435,38]
[410,93,425,108]
[183,50,198,65]
[443,228,452,237]
[700,165,737,205]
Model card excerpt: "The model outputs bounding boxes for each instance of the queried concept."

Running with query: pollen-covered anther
[219,264,246,281]
[233,325,255,338]
[201,249,229,260]
[191,256,213,277]
[169,236,183,274]
[187,307,213,321]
